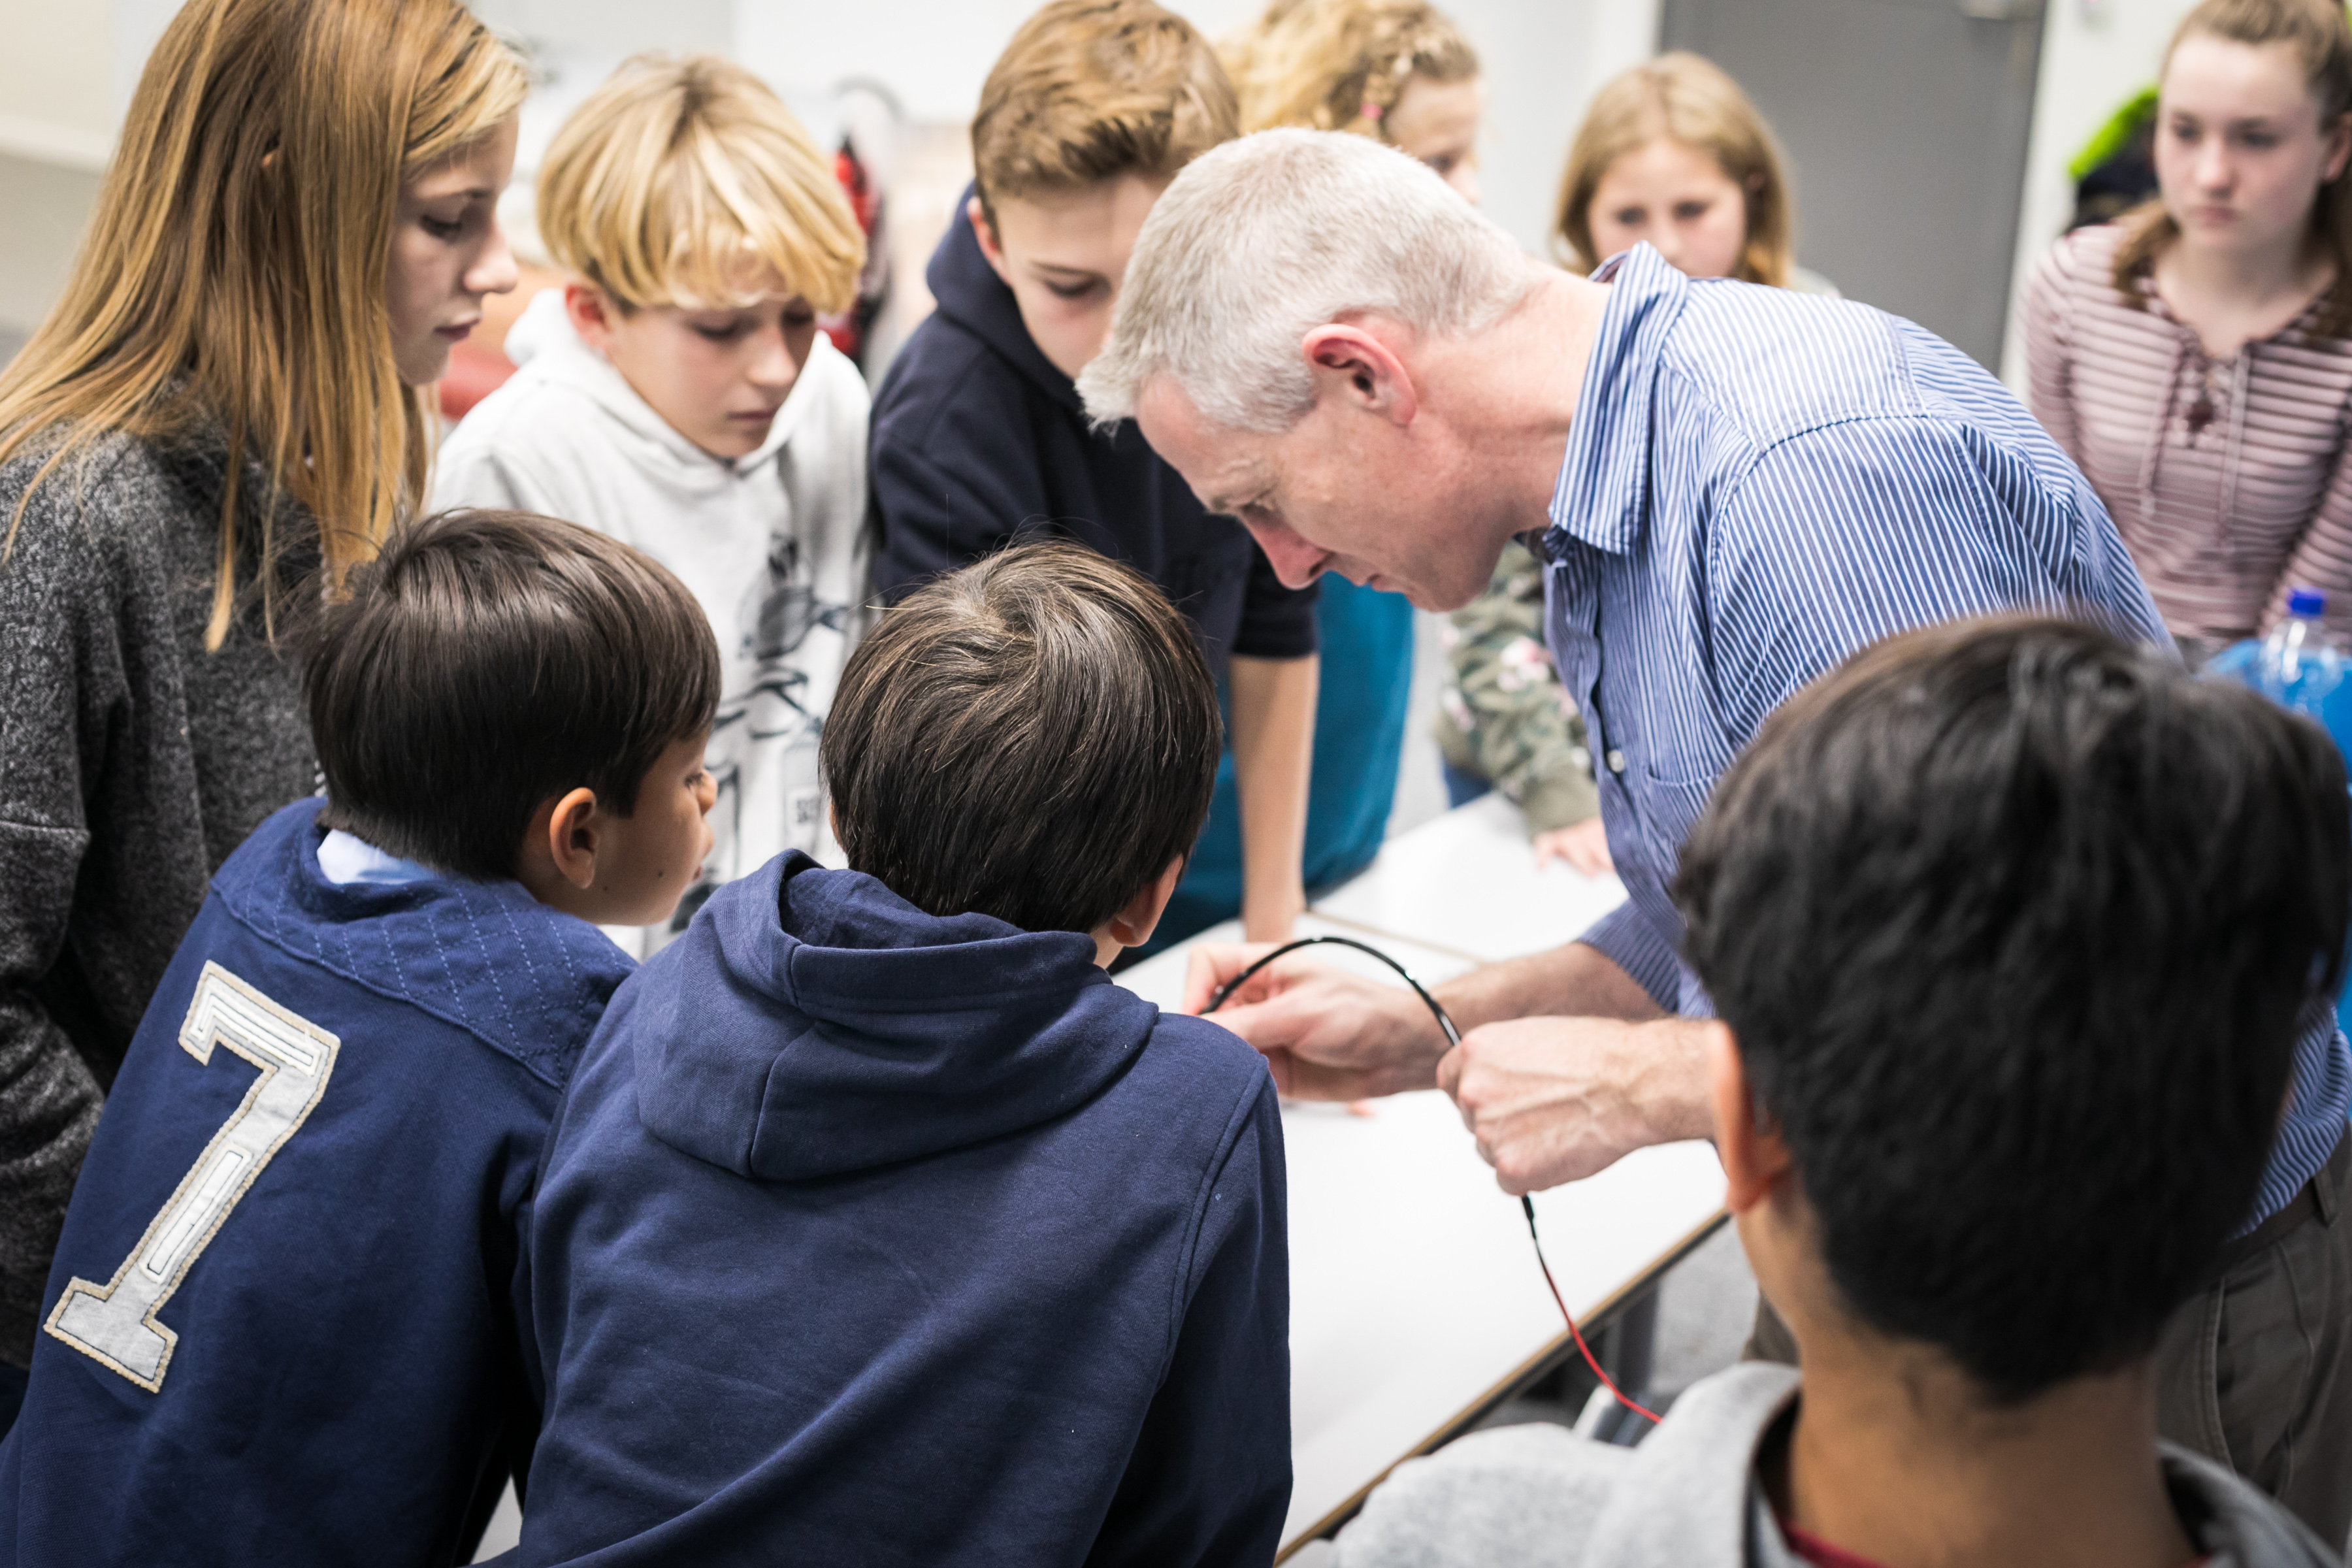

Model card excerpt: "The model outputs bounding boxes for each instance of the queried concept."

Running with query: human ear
[1299,323,1419,427]
[536,787,602,892]
[1103,857,1186,950]
[1708,1022,1793,1213]
[967,195,1016,288]
[2324,112,2352,185]
[564,280,618,355]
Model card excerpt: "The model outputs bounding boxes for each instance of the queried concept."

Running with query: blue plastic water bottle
[2256,587,2347,712]
[2210,589,2352,1045]
[2211,586,2352,749]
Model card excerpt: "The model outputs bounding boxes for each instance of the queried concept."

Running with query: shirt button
[1605,749,1626,775]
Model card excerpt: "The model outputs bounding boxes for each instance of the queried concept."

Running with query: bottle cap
[2290,586,2328,618]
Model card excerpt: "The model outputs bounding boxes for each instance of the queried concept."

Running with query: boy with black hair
[1337,617,2350,1568]
[513,542,1290,1567]
[0,510,720,1566]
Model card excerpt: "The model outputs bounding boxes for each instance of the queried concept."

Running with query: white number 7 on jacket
[45,961,339,1392]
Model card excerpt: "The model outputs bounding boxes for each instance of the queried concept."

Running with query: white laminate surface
[1120,845,1723,1556]
[1309,791,1629,964]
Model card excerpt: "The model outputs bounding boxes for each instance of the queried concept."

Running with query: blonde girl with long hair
[0,0,522,1408]
[1554,51,1829,292]
[2024,0,2352,664]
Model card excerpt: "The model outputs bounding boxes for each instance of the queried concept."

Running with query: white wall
[0,0,1663,338]
[2000,0,2195,388]
[732,0,1661,260]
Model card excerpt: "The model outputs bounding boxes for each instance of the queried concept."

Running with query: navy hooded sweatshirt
[868,189,1318,684]
[0,798,631,1567]
[514,854,1292,1567]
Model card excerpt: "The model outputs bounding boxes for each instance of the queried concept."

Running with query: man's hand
[1435,1015,1712,1194]
[1182,943,1453,1100]
[1532,817,1614,877]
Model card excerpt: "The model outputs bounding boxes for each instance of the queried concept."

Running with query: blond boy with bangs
[435,54,869,951]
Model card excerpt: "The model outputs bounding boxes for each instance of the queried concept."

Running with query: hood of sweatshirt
[923,185,1085,416]
[628,853,1160,1181]
[499,286,824,482]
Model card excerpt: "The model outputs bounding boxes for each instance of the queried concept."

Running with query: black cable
[1205,935,1461,1049]
[1200,933,1659,1424]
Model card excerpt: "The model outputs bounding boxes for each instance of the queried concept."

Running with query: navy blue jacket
[515,854,1292,1567]
[868,190,1317,683]
[0,798,631,1566]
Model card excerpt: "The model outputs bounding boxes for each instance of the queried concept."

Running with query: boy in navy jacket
[869,0,1320,947]
[0,510,720,1565]
[515,542,1291,1567]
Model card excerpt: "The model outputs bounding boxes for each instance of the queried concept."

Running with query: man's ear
[523,786,603,892]
[564,280,619,355]
[967,195,1015,287]
[1299,323,1419,429]
[1103,857,1186,951]
[1708,1021,1793,1214]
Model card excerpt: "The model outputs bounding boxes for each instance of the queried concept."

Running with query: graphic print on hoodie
[0,798,632,1567]
[867,188,1318,687]
[514,854,1293,1568]
[433,290,873,948]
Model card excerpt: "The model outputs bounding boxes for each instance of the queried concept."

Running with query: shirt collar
[1544,242,1693,558]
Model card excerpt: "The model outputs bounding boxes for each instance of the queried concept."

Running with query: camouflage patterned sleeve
[1430,540,1600,837]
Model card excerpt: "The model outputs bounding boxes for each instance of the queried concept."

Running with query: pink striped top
[2021,223,2352,642]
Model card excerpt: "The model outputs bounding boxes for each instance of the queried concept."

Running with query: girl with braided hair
[1224,0,1482,198]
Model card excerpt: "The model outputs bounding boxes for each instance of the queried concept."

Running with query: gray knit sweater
[0,425,314,1367]
[1337,1365,2343,1568]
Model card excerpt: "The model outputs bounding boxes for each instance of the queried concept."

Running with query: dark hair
[1676,616,2350,1403]
[822,541,1222,934]
[304,508,721,879]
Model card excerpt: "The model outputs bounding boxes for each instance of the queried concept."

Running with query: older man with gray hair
[1079,127,2352,1513]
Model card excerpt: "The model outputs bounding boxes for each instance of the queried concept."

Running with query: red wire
[1524,1205,1662,1426]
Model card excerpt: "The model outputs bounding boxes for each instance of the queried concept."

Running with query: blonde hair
[1554,52,1793,287]
[0,0,526,649]
[972,0,1237,213]
[537,54,864,315]
[1223,0,1478,139]
[2114,0,2352,336]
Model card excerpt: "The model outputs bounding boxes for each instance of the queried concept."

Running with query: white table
[1309,790,1632,965]
[1119,802,1725,1558]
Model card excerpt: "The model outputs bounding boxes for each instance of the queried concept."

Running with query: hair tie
[1360,101,1382,120]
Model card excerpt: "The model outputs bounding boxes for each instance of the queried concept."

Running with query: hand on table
[1181,943,1452,1100]
[1435,1015,1710,1195]
[1533,818,1614,877]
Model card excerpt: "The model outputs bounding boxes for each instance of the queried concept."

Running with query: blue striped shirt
[1544,243,2348,1231]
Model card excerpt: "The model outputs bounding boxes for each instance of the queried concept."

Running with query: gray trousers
[1746,1132,2352,1546]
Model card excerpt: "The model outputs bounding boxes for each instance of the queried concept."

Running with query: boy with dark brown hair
[869,0,1321,950]
[1339,618,2350,1568]
[0,510,719,1565]
[514,542,1291,1567]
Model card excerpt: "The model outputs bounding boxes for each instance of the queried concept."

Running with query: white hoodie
[433,289,872,952]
